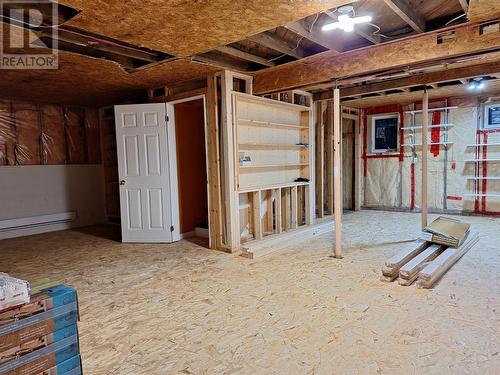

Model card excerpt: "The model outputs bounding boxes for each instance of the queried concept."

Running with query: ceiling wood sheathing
[468,0,500,23]
[0,52,219,106]
[58,0,354,56]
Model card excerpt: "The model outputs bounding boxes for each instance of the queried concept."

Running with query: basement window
[483,102,500,129]
[371,114,399,153]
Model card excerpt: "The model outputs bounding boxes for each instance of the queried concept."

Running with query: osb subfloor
[1,211,499,375]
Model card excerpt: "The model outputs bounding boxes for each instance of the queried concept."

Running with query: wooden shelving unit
[232,92,314,244]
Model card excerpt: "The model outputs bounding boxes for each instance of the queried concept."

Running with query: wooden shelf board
[464,193,500,197]
[466,143,500,147]
[402,142,454,147]
[238,143,308,150]
[404,107,458,114]
[238,181,310,193]
[233,91,312,112]
[466,176,500,180]
[464,159,500,162]
[238,118,308,130]
[400,124,454,130]
[239,163,309,171]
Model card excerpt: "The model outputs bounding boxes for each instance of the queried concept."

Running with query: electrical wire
[268,35,305,62]
[445,12,466,26]
[367,23,392,39]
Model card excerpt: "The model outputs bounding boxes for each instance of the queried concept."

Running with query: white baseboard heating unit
[0,212,76,240]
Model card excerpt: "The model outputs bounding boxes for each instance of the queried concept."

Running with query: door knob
[119,180,126,186]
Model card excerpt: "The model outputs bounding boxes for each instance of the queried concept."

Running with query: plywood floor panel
[0,211,498,374]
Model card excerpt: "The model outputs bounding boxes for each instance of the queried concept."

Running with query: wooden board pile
[0,284,82,375]
[381,230,479,288]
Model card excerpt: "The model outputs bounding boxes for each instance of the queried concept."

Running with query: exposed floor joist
[458,0,469,13]
[247,33,307,59]
[382,0,426,33]
[215,46,275,67]
[285,21,342,52]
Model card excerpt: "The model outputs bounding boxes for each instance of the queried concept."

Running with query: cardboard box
[422,217,471,248]
[1,312,78,363]
[0,286,77,328]
[40,354,81,375]
[0,335,78,375]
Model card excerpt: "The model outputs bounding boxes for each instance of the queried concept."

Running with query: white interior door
[114,103,180,242]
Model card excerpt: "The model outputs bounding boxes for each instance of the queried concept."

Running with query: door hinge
[170,225,174,232]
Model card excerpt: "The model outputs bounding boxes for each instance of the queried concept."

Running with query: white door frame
[166,95,210,246]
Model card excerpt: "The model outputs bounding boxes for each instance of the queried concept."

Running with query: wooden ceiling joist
[192,53,250,72]
[215,46,275,67]
[382,0,426,33]
[253,24,500,94]
[458,0,469,13]
[285,21,342,52]
[247,33,306,59]
[314,60,500,100]
[353,25,382,45]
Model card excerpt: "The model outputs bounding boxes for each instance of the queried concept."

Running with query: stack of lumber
[417,230,479,288]
[0,284,82,375]
[381,231,478,288]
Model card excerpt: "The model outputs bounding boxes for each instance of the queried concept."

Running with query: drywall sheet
[0,164,106,227]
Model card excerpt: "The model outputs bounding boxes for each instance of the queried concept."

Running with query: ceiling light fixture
[468,77,488,90]
[322,14,372,32]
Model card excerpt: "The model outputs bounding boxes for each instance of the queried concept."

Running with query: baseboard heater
[0,212,76,239]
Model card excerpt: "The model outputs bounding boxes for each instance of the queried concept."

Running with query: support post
[206,74,222,249]
[221,70,240,250]
[333,88,343,258]
[326,101,334,215]
[421,89,428,230]
[316,102,325,218]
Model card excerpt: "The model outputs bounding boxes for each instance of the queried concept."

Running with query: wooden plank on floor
[398,243,446,285]
[381,239,430,281]
[417,231,479,289]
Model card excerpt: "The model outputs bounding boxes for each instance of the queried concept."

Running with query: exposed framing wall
[359,96,500,215]
[313,100,361,217]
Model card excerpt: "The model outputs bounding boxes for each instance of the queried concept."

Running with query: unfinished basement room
[1,0,500,374]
